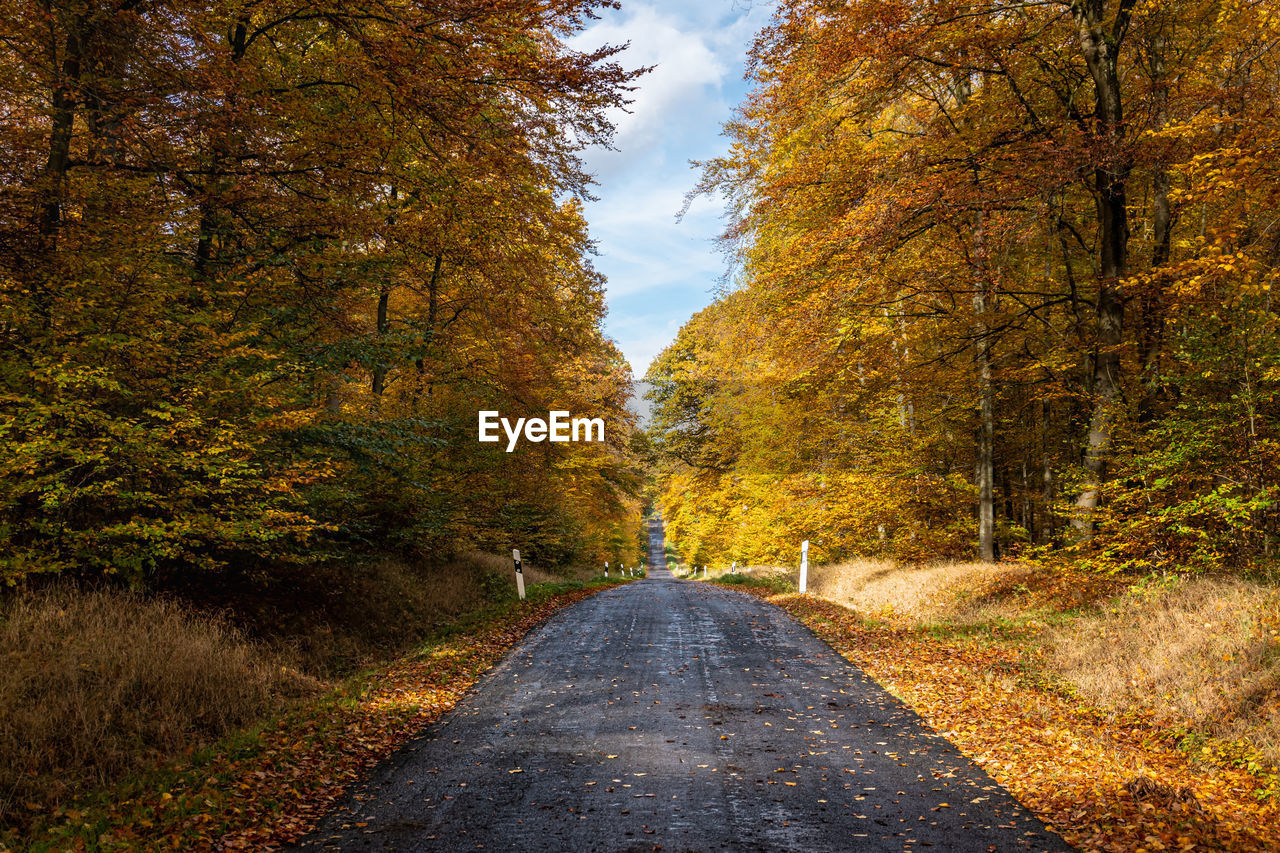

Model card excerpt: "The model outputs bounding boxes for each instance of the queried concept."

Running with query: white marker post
[731,561,737,575]
[604,561,609,578]
[799,540,809,594]
[513,548,526,600]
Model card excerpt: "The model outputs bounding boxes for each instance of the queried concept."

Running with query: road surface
[295,516,1068,851]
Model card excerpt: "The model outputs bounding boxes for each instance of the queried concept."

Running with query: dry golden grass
[0,551,590,824]
[382,555,488,614]
[0,587,310,822]
[263,557,496,674]
[1048,577,1280,762]
[769,557,1280,766]
[452,550,582,587]
[720,564,789,580]
[804,558,1033,620]
[265,552,594,673]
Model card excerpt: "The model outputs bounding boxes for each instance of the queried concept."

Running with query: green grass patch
[712,573,796,594]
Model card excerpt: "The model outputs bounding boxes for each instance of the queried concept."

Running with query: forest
[4,0,1280,849]
[648,0,1280,574]
[0,0,647,586]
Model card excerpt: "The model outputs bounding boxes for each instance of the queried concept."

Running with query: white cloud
[573,6,729,156]
[566,0,776,375]
[589,182,726,300]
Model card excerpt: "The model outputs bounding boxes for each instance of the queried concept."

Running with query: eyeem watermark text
[478,410,605,452]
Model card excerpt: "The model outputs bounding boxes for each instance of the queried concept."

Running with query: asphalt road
[295,517,1069,852]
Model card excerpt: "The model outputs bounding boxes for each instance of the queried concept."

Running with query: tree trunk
[1042,453,1056,542]
[888,308,915,433]
[371,283,390,396]
[1040,398,1057,544]
[30,23,85,328]
[975,304,996,561]
[1139,27,1172,421]
[371,186,403,401]
[972,214,996,561]
[37,36,80,242]
[1021,456,1032,541]
[414,254,444,405]
[1071,0,1135,538]
[194,18,249,280]
[953,63,996,561]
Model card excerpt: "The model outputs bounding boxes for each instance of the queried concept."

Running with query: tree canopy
[0,0,647,585]
[649,0,1280,573]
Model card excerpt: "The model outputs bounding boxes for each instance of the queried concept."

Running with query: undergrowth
[7,577,624,851]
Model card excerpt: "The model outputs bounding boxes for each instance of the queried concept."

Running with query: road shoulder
[714,581,1280,852]
[15,582,627,853]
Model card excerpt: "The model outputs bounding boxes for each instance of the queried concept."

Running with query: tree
[0,0,645,585]
[655,0,1280,571]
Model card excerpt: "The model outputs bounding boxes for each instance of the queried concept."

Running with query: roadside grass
[795,559,1280,769]
[711,564,1280,852]
[0,590,314,829]
[203,551,604,677]
[808,558,1030,620]
[1047,577,1280,765]
[1,563,624,852]
[715,570,795,594]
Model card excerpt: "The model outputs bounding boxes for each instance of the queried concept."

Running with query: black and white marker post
[513,548,526,600]
[799,540,809,594]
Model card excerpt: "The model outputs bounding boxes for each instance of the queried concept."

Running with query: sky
[568,0,775,381]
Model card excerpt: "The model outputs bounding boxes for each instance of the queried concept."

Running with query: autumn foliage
[0,0,646,586]
[649,0,1280,573]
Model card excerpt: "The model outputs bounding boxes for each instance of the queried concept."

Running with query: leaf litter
[725,583,1280,852]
